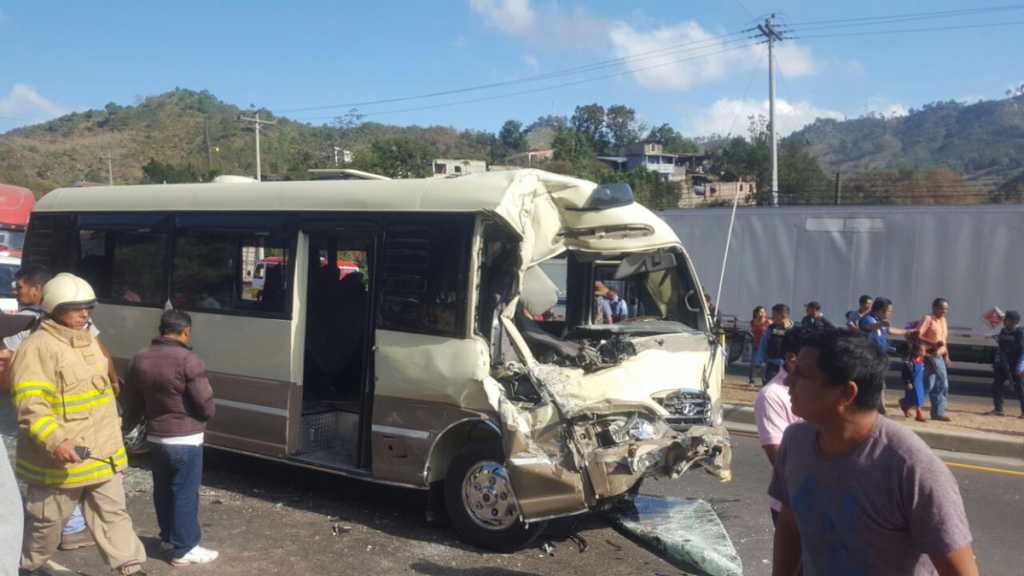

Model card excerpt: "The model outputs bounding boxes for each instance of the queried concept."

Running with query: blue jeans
[150,444,204,558]
[927,355,949,418]
[63,505,86,535]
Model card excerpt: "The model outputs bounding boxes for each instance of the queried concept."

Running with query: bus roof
[0,183,36,227]
[35,169,592,216]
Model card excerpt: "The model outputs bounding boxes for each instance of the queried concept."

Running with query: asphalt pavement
[12,427,1021,576]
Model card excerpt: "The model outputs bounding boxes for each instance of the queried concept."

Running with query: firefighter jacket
[10,319,127,488]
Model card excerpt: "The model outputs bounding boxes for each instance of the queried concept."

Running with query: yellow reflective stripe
[13,388,114,413]
[13,381,56,394]
[59,388,112,403]
[29,415,54,436]
[16,448,128,486]
[16,458,126,487]
[13,390,55,405]
[54,393,113,415]
[31,418,59,445]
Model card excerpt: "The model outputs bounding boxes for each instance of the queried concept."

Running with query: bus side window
[172,228,290,316]
[76,224,168,307]
[378,216,472,337]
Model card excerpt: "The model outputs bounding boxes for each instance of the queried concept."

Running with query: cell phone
[74,446,91,460]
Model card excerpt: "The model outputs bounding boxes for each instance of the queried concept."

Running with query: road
[15,428,1022,576]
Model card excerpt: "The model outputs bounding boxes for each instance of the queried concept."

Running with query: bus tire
[444,445,544,552]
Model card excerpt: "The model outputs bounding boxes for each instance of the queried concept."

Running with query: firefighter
[10,273,146,575]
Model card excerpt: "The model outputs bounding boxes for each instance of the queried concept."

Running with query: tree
[142,159,202,184]
[605,105,643,152]
[778,139,833,204]
[551,130,602,180]
[498,120,525,154]
[646,123,700,155]
[360,137,438,178]
[571,104,608,152]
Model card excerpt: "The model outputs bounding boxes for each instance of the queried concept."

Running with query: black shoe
[985,409,1005,416]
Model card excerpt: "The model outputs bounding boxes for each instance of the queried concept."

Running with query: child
[899,337,928,422]
[748,306,770,385]
[754,303,792,385]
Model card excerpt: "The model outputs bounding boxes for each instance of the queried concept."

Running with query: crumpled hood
[533,334,713,418]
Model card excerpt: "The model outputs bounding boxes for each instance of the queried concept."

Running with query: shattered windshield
[592,258,706,334]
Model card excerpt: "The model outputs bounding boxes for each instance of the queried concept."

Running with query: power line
[291,40,759,121]
[776,4,1024,29]
[279,29,751,114]
[789,19,1024,40]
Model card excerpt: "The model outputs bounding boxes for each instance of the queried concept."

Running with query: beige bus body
[31,169,730,548]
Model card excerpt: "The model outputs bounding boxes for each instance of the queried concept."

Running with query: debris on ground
[606,495,742,576]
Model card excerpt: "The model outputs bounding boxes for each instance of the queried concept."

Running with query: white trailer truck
[661,204,1024,366]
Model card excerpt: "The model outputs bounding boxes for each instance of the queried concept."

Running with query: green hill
[788,96,1024,187]
[0,89,495,195]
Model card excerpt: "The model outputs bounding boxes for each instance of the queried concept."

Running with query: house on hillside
[505,148,555,166]
[597,141,687,182]
[677,175,756,208]
[432,159,487,178]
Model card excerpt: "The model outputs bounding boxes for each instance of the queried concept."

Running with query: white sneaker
[170,545,219,566]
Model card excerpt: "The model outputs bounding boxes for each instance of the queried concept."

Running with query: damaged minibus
[22,169,731,550]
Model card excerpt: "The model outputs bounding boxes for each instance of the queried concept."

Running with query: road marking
[944,461,1024,478]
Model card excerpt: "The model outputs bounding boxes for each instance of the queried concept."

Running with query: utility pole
[204,117,213,174]
[756,15,784,207]
[834,172,842,205]
[239,112,276,182]
[99,151,114,185]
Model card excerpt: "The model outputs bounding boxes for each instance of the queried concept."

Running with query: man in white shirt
[754,326,804,525]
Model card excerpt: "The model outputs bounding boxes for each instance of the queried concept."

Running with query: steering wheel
[684,289,703,312]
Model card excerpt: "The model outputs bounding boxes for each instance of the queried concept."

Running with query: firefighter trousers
[21,474,146,574]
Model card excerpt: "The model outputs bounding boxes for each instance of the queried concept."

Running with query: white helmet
[42,273,97,314]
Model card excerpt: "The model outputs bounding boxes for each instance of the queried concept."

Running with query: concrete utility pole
[239,112,276,182]
[99,151,114,185]
[757,15,784,207]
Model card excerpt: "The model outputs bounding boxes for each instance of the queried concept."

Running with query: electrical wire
[291,40,759,121]
[776,4,1024,29]
[278,29,751,114]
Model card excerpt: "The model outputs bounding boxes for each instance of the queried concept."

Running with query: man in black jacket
[123,309,219,566]
[988,310,1024,418]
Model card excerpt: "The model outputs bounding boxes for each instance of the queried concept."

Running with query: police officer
[10,273,146,575]
[988,310,1024,417]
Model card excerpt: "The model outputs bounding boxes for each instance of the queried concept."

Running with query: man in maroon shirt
[123,309,219,566]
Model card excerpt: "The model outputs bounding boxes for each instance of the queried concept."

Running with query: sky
[0,1,1022,138]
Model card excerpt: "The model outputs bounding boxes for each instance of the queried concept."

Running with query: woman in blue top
[858,297,910,415]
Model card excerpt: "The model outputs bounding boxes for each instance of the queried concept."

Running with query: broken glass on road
[607,495,742,576]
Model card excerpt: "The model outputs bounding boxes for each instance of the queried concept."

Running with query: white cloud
[467,3,817,92]
[469,0,535,36]
[0,84,67,122]
[607,21,816,92]
[691,98,843,137]
[468,1,611,52]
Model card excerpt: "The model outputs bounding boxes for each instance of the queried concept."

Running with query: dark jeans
[150,443,203,558]
[763,362,781,385]
[993,365,1024,413]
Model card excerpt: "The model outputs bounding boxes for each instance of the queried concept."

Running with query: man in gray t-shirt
[770,329,977,576]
